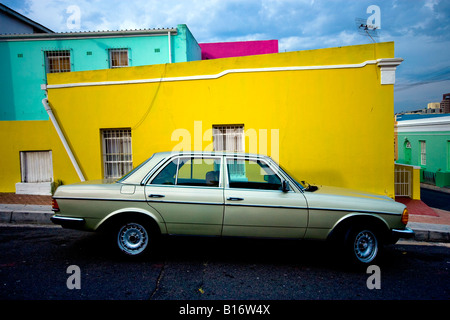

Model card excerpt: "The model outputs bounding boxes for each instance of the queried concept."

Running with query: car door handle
[148,194,165,198]
[227,197,244,201]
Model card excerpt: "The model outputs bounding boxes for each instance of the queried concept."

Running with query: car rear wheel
[112,218,155,258]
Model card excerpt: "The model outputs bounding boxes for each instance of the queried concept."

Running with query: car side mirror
[282,180,290,192]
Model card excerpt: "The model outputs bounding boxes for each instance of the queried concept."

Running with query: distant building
[0,3,53,34]
[397,115,450,188]
[427,102,441,113]
[396,92,450,116]
[441,93,450,113]
[199,40,278,60]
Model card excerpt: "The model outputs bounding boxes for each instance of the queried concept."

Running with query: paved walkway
[0,193,52,205]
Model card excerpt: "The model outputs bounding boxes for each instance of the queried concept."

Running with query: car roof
[155,151,270,159]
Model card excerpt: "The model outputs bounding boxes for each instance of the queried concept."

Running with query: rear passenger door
[145,156,224,236]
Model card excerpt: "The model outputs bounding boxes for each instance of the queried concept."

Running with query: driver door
[222,156,308,239]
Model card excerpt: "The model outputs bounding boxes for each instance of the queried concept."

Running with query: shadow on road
[60,229,415,272]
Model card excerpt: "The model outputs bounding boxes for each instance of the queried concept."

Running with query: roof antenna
[355,18,379,43]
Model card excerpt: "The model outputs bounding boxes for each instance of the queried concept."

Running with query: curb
[408,222,450,243]
[0,208,449,243]
[0,205,53,225]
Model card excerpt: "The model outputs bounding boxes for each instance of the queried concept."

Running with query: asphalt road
[421,188,450,211]
[1,224,449,305]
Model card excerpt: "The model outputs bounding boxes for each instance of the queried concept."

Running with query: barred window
[109,48,129,68]
[45,50,71,73]
[213,125,245,178]
[213,125,244,152]
[101,129,133,179]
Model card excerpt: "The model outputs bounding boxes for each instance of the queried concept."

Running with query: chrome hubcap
[117,223,148,255]
[354,230,378,263]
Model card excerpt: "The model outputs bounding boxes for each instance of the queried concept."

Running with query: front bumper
[51,215,85,229]
[392,227,415,239]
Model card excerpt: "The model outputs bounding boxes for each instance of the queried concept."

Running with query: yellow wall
[1,42,398,198]
[0,120,79,192]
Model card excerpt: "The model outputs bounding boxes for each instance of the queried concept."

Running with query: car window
[150,157,221,187]
[177,157,221,187]
[226,158,282,190]
[151,159,178,185]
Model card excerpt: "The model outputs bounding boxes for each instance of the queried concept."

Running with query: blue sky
[3,0,450,113]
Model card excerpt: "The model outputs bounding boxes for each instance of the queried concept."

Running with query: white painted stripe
[47,59,382,89]
[397,116,450,133]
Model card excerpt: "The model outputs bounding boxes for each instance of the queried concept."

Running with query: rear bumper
[392,227,415,239]
[51,215,85,229]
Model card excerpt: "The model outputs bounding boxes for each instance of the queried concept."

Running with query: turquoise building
[396,114,450,187]
[0,24,201,121]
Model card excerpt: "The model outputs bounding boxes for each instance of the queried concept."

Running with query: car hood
[311,185,393,201]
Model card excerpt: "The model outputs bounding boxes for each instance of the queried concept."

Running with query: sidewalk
[0,192,449,242]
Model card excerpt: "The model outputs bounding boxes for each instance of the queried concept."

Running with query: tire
[344,225,382,266]
[112,218,154,258]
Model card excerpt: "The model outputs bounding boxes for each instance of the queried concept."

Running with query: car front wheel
[344,226,381,266]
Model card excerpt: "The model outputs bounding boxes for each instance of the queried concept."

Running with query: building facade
[0,42,402,198]
[397,115,450,188]
[0,24,200,121]
[199,40,278,60]
[0,24,200,194]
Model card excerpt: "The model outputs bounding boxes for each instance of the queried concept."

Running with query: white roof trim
[45,58,402,90]
[397,116,450,133]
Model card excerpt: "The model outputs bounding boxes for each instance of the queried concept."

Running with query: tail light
[52,199,60,212]
[401,208,409,225]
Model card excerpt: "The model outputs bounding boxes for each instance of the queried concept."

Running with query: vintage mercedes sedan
[51,151,414,265]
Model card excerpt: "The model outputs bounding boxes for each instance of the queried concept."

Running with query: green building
[396,114,450,187]
[0,24,200,121]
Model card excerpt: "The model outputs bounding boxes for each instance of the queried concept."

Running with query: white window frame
[420,140,426,166]
[20,151,53,183]
[109,48,129,68]
[101,129,133,179]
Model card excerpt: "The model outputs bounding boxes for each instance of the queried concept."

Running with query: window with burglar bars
[45,50,71,73]
[109,48,129,68]
[101,129,133,179]
[213,125,245,178]
[213,125,244,152]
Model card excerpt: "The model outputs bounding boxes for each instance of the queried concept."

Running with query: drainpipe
[168,31,172,63]
[42,98,86,182]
